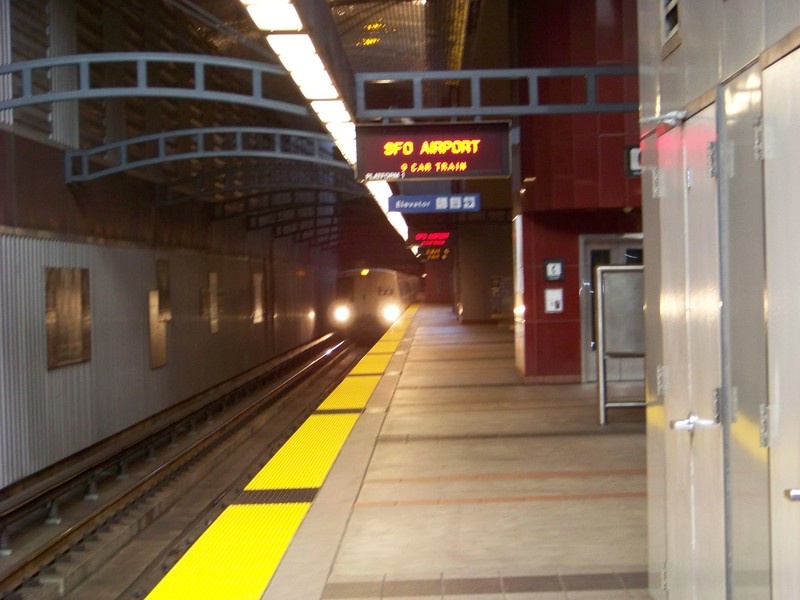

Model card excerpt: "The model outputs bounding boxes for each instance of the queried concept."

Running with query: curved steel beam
[65,127,351,182]
[0,52,307,116]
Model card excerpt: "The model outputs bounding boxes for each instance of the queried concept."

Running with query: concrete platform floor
[263,304,649,600]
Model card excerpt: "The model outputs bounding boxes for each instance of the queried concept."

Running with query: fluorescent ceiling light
[386,212,409,241]
[311,99,351,123]
[324,121,357,164]
[365,180,391,211]
[242,0,303,31]
[366,180,412,244]
[244,3,407,245]
[267,34,339,99]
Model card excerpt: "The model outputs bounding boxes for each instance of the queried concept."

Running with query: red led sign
[356,121,511,181]
[415,231,451,247]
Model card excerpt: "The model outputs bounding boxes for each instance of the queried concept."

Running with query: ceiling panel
[328,0,470,73]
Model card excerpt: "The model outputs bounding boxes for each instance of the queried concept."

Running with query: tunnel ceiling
[184,0,485,269]
[328,0,473,73]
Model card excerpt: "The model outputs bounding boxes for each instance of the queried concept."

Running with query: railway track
[0,335,365,599]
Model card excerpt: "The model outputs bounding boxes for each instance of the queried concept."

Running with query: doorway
[579,233,643,383]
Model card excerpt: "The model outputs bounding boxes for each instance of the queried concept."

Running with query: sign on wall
[356,121,511,181]
[389,193,480,213]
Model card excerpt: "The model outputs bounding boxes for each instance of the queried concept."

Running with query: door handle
[786,489,800,502]
[669,412,718,433]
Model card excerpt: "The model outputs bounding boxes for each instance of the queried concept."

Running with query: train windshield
[335,277,355,301]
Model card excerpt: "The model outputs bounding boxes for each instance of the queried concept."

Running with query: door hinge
[730,386,738,423]
[656,365,666,398]
[652,167,661,199]
[759,403,770,447]
[707,141,718,178]
[754,116,765,161]
[713,387,722,422]
[661,560,668,592]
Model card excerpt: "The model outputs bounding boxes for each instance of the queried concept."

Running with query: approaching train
[328,268,420,340]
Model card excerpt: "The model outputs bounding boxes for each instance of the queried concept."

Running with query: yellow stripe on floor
[318,375,381,411]
[370,339,400,354]
[350,352,392,375]
[245,413,360,490]
[146,306,420,598]
[146,503,310,600]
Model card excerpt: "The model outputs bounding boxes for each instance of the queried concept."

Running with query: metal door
[720,65,771,600]
[579,234,643,382]
[763,50,800,600]
[659,105,727,598]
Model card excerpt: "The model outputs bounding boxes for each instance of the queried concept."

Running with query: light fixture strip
[240,0,409,242]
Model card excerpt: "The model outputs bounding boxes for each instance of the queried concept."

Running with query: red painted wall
[515,1,642,379]
[518,0,641,213]
[521,209,641,379]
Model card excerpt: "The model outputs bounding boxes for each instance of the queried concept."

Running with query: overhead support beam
[355,66,638,119]
[292,0,357,115]
[65,127,350,182]
[0,52,307,116]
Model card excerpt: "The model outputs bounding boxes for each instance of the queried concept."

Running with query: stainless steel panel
[600,268,644,356]
[764,49,800,600]
[721,0,763,80]
[681,1,722,104]
[657,107,727,599]
[721,65,771,600]
[682,107,726,599]
[640,132,667,600]
[765,0,800,49]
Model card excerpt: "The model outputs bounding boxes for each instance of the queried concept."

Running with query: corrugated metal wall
[0,233,334,487]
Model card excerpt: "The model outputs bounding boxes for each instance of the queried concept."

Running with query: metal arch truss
[65,127,351,182]
[161,164,367,249]
[355,66,638,119]
[243,189,342,250]
[0,52,307,116]
[158,163,362,206]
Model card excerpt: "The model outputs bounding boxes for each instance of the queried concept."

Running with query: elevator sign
[356,121,511,181]
[389,193,480,213]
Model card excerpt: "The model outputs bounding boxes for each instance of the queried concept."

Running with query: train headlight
[382,304,401,323]
[332,304,352,324]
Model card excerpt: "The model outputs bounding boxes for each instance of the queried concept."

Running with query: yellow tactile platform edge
[146,304,417,599]
[245,413,361,490]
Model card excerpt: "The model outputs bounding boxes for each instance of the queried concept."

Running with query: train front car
[328,268,416,342]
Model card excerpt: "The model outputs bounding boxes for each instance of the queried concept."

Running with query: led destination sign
[356,121,511,181]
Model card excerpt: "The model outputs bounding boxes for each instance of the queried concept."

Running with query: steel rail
[0,335,348,595]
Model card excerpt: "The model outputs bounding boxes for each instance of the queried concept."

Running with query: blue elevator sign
[388,194,481,213]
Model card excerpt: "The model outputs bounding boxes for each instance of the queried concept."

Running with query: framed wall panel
[45,266,91,369]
